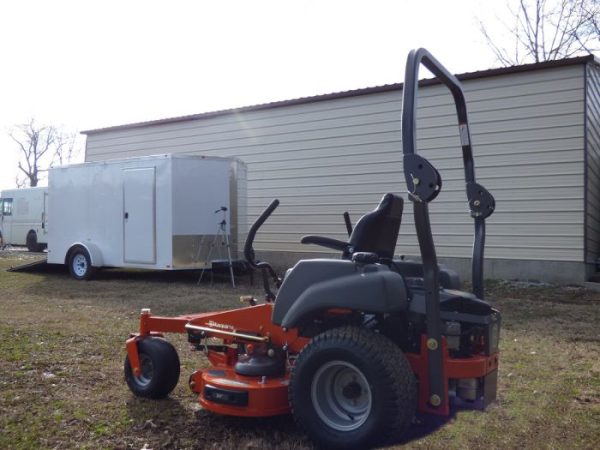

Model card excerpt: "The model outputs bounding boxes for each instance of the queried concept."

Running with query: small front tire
[124,338,181,399]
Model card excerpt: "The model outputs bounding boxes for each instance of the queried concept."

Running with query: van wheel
[26,231,38,252]
[289,326,416,449]
[26,231,45,252]
[124,338,180,399]
[68,246,95,280]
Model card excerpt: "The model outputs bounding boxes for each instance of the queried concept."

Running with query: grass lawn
[0,250,599,449]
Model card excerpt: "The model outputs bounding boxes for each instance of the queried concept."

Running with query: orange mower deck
[126,306,498,417]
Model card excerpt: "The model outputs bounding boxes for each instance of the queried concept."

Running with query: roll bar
[401,48,495,409]
[402,48,495,297]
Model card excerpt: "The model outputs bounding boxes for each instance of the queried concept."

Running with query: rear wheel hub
[311,360,372,431]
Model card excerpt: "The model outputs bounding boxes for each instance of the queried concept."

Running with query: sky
[0,0,509,191]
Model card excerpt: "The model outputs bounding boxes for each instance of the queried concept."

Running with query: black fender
[277,269,408,329]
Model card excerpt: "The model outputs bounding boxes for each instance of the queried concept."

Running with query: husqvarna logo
[207,320,234,331]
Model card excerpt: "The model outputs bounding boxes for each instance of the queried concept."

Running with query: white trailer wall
[84,59,591,283]
[47,157,173,268]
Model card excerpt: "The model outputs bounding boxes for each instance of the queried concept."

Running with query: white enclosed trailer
[46,154,247,279]
[0,186,48,251]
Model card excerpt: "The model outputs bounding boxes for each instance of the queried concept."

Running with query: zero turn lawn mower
[123,48,501,449]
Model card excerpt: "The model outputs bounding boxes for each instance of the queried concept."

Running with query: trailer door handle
[124,212,129,219]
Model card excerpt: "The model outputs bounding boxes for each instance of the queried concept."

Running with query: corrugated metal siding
[85,64,586,262]
[586,63,600,264]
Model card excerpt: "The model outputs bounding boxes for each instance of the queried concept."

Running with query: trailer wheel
[124,338,180,399]
[289,326,416,449]
[68,246,95,280]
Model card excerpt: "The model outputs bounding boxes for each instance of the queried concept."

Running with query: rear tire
[26,231,39,252]
[289,326,416,449]
[124,338,180,399]
[68,246,96,280]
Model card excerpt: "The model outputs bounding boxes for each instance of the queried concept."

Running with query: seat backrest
[347,193,403,259]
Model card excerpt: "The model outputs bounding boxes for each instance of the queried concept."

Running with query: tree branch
[9,118,78,187]
[478,0,597,66]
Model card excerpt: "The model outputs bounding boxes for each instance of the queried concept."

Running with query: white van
[0,187,48,251]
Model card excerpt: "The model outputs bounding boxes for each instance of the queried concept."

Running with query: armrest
[300,235,349,252]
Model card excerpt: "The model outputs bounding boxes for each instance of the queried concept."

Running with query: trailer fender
[66,242,104,267]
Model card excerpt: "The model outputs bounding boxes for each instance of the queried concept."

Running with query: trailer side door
[123,167,156,264]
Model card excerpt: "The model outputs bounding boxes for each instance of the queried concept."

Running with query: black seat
[301,193,403,260]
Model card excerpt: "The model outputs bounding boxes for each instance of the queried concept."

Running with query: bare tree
[53,130,79,167]
[9,118,79,187]
[480,0,599,66]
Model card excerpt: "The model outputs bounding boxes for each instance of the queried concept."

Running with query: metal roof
[82,54,598,135]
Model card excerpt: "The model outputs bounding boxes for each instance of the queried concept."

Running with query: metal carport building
[82,55,600,284]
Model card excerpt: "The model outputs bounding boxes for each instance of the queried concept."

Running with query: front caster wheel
[124,337,180,399]
[289,326,416,449]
